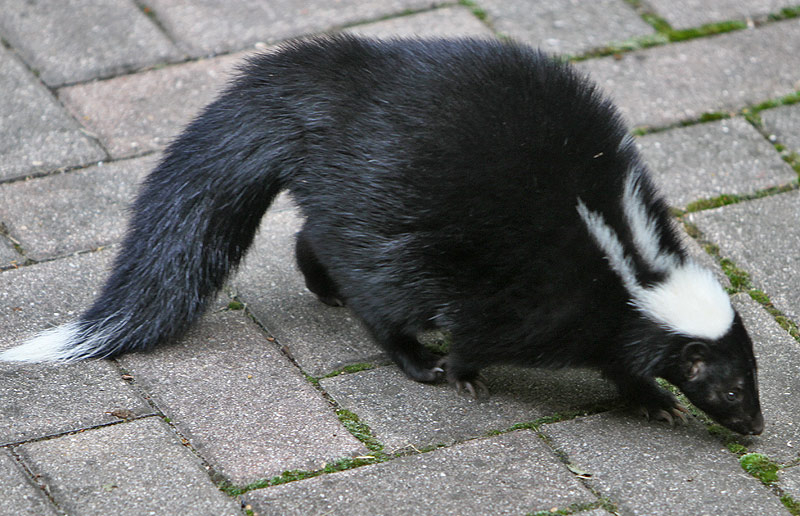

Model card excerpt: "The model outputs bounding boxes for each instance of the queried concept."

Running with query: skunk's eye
[725,390,741,402]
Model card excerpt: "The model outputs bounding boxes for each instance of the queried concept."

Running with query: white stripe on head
[577,198,734,341]
[633,262,734,340]
[622,169,679,273]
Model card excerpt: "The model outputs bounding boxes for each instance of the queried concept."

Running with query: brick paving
[1,2,798,514]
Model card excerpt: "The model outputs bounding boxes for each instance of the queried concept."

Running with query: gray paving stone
[0,0,181,87]
[146,0,437,56]
[542,412,789,515]
[345,6,494,39]
[732,295,800,463]
[0,251,153,445]
[243,430,597,516]
[689,190,800,322]
[0,449,58,516]
[781,465,800,501]
[0,358,152,445]
[0,46,105,182]
[636,117,795,208]
[59,54,243,159]
[0,157,151,261]
[761,103,800,154]
[479,0,655,56]
[579,19,800,128]
[118,308,367,485]
[647,0,797,29]
[321,365,617,453]
[233,205,384,378]
[16,417,241,516]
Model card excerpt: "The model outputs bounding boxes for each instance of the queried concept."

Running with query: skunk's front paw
[638,403,689,426]
[437,357,488,399]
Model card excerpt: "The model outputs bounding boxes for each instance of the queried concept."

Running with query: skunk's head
[664,313,763,435]
[629,264,763,435]
[578,164,763,434]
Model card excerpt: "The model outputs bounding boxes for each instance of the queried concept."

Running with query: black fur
[11,36,763,434]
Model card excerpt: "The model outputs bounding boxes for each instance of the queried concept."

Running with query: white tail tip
[0,323,84,363]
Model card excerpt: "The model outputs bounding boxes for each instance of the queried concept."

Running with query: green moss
[747,289,800,342]
[337,409,383,452]
[222,455,382,496]
[719,258,751,291]
[739,453,780,485]
[698,111,731,123]
[226,300,244,310]
[748,289,770,305]
[752,90,800,112]
[782,495,800,516]
[529,501,603,516]
[459,0,488,21]
[727,442,747,455]
[684,194,742,212]
[322,363,376,379]
[667,20,747,42]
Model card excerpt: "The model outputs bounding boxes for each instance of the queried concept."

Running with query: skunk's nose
[747,412,764,435]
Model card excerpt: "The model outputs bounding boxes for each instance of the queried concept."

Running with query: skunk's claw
[454,377,488,399]
[639,403,689,426]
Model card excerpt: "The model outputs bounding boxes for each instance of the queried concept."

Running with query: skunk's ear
[681,341,709,381]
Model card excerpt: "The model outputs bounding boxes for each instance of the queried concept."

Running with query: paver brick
[579,19,800,128]
[16,418,242,516]
[0,156,151,261]
[542,412,790,515]
[345,5,493,39]
[647,0,798,29]
[59,54,244,159]
[0,449,58,516]
[689,190,800,322]
[761,103,800,154]
[0,46,105,182]
[119,308,367,485]
[636,117,795,207]
[322,365,617,452]
[243,430,597,516]
[146,0,439,57]
[479,0,655,56]
[0,0,181,87]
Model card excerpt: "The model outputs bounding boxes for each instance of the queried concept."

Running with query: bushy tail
[1,81,298,362]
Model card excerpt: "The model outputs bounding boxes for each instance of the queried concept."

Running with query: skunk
[1,36,763,435]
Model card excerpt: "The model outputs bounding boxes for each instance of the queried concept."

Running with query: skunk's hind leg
[351,307,443,382]
[295,229,345,307]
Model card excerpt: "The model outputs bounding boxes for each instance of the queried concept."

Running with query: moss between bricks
[740,453,780,484]
[683,184,797,214]
[579,2,748,60]
[782,494,800,515]
[458,0,488,22]
[529,500,610,516]
[336,409,383,453]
